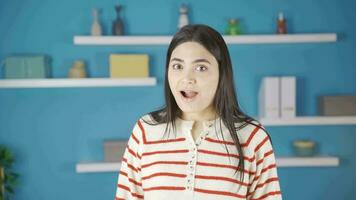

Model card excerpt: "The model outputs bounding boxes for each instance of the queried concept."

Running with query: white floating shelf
[276,156,340,167]
[76,162,122,173]
[259,116,356,126]
[0,78,157,88]
[74,35,172,45]
[76,156,339,173]
[74,33,337,45]
[223,34,337,44]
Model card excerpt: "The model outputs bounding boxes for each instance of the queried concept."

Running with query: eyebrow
[170,57,211,64]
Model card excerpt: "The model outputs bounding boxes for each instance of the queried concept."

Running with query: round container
[292,140,316,157]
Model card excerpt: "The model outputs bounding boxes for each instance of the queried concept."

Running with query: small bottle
[91,8,102,36]
[277,12,287,34]
[112,5,124,35]
[225,18,241,35]
[178,4,189,30]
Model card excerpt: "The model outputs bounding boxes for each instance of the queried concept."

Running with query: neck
[180,108,218,122]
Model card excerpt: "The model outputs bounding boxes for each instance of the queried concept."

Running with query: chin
[177,104,206,114]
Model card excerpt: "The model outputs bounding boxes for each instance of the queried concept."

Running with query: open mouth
[180,90,199,100]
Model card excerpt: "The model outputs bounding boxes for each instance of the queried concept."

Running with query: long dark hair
[142,24,267,182]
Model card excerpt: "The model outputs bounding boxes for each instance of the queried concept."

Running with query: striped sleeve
[115,120,144,200]
[247,128,282,200]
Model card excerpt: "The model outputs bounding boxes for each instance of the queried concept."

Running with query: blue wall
[1,0,355,199]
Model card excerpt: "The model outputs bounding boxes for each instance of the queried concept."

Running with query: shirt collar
[175,115,221,131]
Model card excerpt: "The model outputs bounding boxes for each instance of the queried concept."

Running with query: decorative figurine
[277,12,287,34]
[178,4,189,30]
[91,8,102,36]
[68,60,87,78]
[225,18,241,35]
[112,4,124,35]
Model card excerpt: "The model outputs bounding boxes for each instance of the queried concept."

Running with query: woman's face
[168,41,219,117]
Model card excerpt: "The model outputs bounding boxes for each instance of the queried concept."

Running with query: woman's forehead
[171,42,216,62]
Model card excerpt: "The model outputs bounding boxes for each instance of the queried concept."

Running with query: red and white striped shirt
[115,114,282,200]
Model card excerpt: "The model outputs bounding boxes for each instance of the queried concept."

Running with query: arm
[247,128,282,200]
[115,120,144,200]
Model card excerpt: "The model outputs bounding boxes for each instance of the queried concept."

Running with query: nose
[182,71,196,85]
[184,78,196,85]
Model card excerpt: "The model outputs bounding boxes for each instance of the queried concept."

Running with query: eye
[171,63,183,70]
[196,65,208,72]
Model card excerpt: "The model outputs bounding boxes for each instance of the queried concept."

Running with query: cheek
[200,75,219,98]
[203,86,218,100]
[201,73,219,88]
[167,73,176,92]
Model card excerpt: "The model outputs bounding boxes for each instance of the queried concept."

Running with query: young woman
[115,24,282,200]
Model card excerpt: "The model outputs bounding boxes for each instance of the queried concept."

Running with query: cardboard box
[109,54,149,78]
[103,140,127,162]
[319,95,356,116]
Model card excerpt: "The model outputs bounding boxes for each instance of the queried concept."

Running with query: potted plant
[0,146,19,200]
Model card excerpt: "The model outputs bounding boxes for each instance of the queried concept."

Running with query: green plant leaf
[0,148,13,168]
[5,173,18,186]
[0,146,18,198]
[3,150,13,166]
[5,186,13,194]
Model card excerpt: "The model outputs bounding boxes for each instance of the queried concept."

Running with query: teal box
[3,55,51,79]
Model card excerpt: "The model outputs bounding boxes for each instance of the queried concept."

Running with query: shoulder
[234,120,272,153]
[133,113,170,141]
[137,113,166,127]
[138,113,154,124]
[131,113,154,132]
[128,114,151,135]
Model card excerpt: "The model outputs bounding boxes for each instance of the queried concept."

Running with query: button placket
[186,131,197,191]
[196,123,212,146]
[182,119,216,191]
